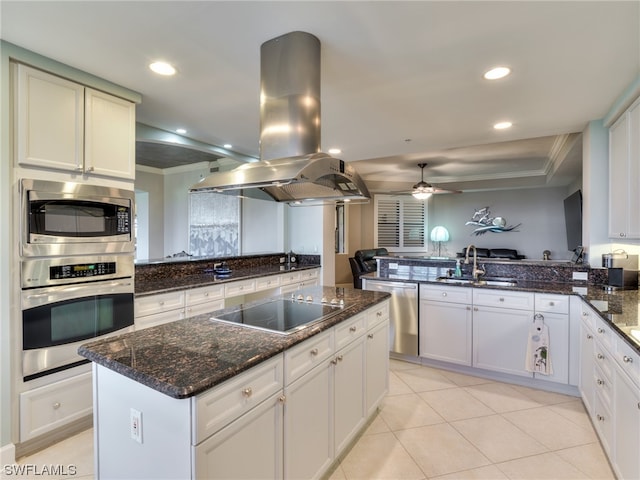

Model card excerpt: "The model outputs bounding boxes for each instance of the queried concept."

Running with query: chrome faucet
[464,244,485,280]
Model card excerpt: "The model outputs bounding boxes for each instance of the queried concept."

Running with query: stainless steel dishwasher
[363,279,418,356]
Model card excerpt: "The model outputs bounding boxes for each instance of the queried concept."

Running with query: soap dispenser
[454,259,462,277]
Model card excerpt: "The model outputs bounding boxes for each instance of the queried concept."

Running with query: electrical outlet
[130,408,142,444]
[572,271,588,281]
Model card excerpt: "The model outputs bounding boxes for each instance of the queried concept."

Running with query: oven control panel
[50,262,117,280]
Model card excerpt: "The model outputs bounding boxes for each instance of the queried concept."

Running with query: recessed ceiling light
[494,121,513,130]
[176,128,187,134]
[484,66,511,80]
[149,61,176,76]
[328,148,342,155]
[223,144,233,149]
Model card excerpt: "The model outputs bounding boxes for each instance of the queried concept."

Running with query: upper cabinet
[15,64,136,180]
[609,97,640,239]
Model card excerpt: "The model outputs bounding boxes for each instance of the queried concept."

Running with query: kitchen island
[79,286,391,480]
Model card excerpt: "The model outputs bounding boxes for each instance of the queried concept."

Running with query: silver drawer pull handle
[582,311,589,317]
[597,328,605,334]
[587,334,593,340]
[204,292,209,297]
[623,355,633,364]
[310,348,319,356]
[367,334,374,339]
[377,311,382,317]
[499,298,505,302]
[549,301,555,306]
[597,353,605,360]
[597,414,605,422]
[159,301,165,306]
[242,387,252,397]
[350,326,357,333]
[597,379,604,386]
[442,292,447,297]
[278,395,286,404]
[53,402,61,409]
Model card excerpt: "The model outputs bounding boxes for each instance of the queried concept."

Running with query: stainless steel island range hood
[190,31,370,204]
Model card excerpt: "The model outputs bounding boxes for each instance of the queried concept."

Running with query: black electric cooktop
[211,297,347,334]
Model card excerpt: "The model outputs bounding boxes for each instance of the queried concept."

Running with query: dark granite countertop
[364,272,640,354]
[135,264,321,296]
[79,286,390,399]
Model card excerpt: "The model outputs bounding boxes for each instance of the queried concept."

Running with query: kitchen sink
[435,276,517,287]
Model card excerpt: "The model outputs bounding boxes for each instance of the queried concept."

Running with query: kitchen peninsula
[79,285,391,480]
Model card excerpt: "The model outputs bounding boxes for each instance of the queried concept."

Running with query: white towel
[525,314,552,375]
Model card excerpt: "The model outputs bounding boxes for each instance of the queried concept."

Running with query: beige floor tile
[548,399,594,430]
[395,367,458,392]
[17,428,94,479]
[431,464,509,480]
[555,442,616,479]
[339,432,426,480]
[464,382,541,413]
[503,406,597,450]
[437,369,495,387]
[451,415,547,463]
[396,423,491,477]
[388,370,414,396]
[390,359,420,371]
[496,451,589,479]
[363,414,391,435]
[379,393,445,431]
[510,383,578,405]
[419,387,494,422]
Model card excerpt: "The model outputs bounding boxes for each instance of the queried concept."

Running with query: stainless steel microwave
[20,179,135,257]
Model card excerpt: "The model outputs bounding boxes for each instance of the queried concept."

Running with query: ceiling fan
[404,163,461,199]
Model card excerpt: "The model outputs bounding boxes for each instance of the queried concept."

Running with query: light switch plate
[572,271,588,281]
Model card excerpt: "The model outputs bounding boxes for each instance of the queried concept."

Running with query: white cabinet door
[194,393,283,480]
[84,88,136,179]
[366,319,389,416]
[16,64,84,171]
[420,299,472,366]
[609,98,640,239]
[334,337,366,455]
[613,368,640,480]
[473,306,534,378]
[284,360,333,480]
[533,312,569,384]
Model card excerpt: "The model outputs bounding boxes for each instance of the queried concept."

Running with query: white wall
[242,198,284,253]
[287,205,323,254]
[428,187,574,261]
[135,168,165,259]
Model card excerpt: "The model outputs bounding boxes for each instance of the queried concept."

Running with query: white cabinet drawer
[614,336,640,387]
[136,291,185,317]
[593,317,614,351]
[185,284,224,306]
[225,279,256,297]
[193,354,284,445]
[186,300,225,318]
[367,301,389,329]
[256,275,281,292]
[284,329,334,385]
[335,313,366,350]
[135,309,184,330]
[299,269,319,281]
[473,289,534,310]
[280,271,301,285]
[594,363,613,409]
[535,293,569,314]
[594,340,614,382]
[420,284,473,304]
[20,372,92,441]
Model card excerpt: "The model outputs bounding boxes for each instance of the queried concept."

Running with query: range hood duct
[190,31,370,204]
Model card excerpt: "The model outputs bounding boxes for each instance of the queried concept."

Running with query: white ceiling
[2,1,639,192]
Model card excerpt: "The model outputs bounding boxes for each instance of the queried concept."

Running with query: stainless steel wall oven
[20,179,134,257]
[21,255,134,381]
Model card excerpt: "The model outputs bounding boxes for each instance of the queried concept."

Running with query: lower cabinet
[613,367,640,480]
[195,392,284,480]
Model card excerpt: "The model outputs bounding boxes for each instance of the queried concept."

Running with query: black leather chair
[349,248,389,288]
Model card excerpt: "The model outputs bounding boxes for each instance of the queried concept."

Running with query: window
[374,195,427,251]
[335,202,347,253]
[189,191,240,257]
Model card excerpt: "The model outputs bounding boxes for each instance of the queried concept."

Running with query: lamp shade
[430,226,450,242]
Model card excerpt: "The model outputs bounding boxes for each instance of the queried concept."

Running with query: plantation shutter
[375,195,426,250]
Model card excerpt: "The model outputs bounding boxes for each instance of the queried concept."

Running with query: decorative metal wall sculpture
[466,206,521,235]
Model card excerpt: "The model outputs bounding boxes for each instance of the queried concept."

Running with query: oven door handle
[22,279,133,309]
